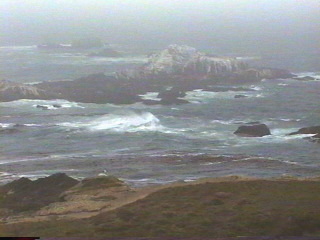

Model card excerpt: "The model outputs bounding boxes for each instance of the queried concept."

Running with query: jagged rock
[36,73,144,104]
[234,124,271,137]
[289,126,320,143]
[0,80,54,102]
[289,126,320,135]
[0,173,79,212]
[117,44,248,80]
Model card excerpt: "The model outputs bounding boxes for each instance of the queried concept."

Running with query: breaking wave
[59,111,166,133]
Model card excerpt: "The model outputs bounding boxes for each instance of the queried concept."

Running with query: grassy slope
[2,180,320,237]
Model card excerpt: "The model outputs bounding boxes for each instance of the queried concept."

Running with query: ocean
[0,45,319,186]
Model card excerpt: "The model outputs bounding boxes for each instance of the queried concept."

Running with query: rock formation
[0,45,295,105]
[0,80,54,102]
[234,124,271,137]
[0,173,79,212]
[117,44,293,83]
[289,126,320,143]
[117,44,247,80]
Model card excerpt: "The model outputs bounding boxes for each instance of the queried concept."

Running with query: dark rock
[289,126,320,143]
[289,126,320,135]
[159,98,189,105]
[234,124,271,137]
[234,94,248,99]
[157,88,186,99]
[0,80,55,102]
[292,76,316,81]
[36,105,49,110]
[36,73,144,104]
[52,104,62,108]
[0,173,79,212]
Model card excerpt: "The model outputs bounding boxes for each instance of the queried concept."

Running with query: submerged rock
[234,124,271,137]
[234,94,248,99]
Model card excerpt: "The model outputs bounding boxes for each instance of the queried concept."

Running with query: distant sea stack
[116,44,294,82]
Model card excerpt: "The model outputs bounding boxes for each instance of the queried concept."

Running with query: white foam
[0,99,84,109]
[139,92,161,101]
[59,111,169,133]
[249,85,262,91]
[0,123,13,128]
[183,89,264,102]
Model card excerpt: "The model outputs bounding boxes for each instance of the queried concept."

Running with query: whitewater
[0,46,320,186]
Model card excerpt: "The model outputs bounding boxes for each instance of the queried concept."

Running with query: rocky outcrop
[36,73,146,104]
[289,126,320,135]
[117,44,248,80]
[117,44,293,84]
[289,126,320,143]
[0,80,54,102]
[234,124,271,137]
[0,45,294,105]
[0,173,79,212]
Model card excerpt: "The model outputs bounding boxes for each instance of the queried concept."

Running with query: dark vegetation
[0,173,78,212]
[2,179,320,237]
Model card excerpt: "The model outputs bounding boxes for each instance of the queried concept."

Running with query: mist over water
[1,0,319,54]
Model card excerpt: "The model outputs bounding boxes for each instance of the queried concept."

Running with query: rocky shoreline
[1,173,320,237]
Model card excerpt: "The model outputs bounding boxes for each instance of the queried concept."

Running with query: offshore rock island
[0,45,294,105]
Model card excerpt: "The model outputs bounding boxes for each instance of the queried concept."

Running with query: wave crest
[60,111,164,132]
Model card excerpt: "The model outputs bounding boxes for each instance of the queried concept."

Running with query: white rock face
[0,80,42,96]
[118,44,248,79]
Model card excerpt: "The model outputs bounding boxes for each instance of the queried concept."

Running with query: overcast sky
[1,0,319,54]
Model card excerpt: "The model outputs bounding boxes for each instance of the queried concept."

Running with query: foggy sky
[1,0,319,54]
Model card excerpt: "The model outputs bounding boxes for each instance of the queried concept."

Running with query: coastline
[1,174,320,237]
